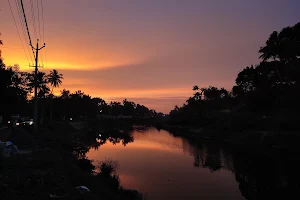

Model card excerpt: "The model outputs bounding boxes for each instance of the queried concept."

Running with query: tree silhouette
[48,69,63,123]
[26,71,50,123]
[60,89,70,99]
[27,71,50,97]
[0,64,29,116]
[0,33,3,59]
[259,31,282,83]
[193,85,199,91]
[48,69,63,93]
[170,21,300,130]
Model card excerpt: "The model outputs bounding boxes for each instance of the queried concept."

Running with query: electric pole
[31,39,45,132]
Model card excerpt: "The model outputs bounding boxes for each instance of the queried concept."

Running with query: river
[87,127,299,200]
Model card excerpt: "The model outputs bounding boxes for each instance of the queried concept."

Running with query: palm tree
[259,31,282,84]
[60,89,70,99]
[48,69,63,93]
[193,85,199,91]
[0,34,3,66]
[60,89,70,120]
[0,32,3,45]
[48,69,63,123]
[27,71,50,124]
[192,85,202,100]
[27,71,49,95]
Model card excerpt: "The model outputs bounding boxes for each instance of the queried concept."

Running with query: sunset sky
[1,0,300,113]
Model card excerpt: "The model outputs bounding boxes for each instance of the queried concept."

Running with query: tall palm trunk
[50,99,53,124]
[273,57,283,133]
[40,98,44,125]
[50,86,54,124]
[273,57,283,84]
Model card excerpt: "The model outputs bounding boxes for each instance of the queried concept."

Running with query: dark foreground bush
[0,123,144,200]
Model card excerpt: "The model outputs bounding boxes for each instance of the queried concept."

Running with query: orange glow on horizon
[3,48,143,71]
[52,86,192,99]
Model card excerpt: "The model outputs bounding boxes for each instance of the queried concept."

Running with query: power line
[41,0,45,43]
[37,0,41,40]
[14,0,34,64]
[7,0,30,65]
[36,0,43,67]
[15,1,26,39]
[30,0,38,42]
[20,0,34,51]
[41,0,47,68]
[18,0,46,132]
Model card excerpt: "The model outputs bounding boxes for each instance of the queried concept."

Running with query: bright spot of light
[16,122,20,126]
[8,121,10,124]
[29,121,33,125]
[70,118,73,121]
[99,134,102,137]
[100,110,103,113]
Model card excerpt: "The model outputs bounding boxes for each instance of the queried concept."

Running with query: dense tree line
[0,51,159,123]
[170,22,300,130]
[50,91,160,120]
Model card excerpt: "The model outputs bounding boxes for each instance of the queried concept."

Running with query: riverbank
[0,122,145,200]
[159,123,300,153]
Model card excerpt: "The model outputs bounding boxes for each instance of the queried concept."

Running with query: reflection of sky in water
[87,128,244,200]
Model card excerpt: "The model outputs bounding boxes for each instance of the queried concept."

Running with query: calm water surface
[87,128,298,200]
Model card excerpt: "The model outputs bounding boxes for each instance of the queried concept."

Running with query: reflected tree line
[78,125,300,200]
[81,128,300,200]
[185,138,300,200]
[75,127,135,157]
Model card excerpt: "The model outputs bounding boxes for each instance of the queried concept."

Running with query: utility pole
[31,39,45,132]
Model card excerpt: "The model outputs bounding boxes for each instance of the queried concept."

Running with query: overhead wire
[29,0,38,43]
[20,0,35,59]
[15,0,34,64]
[37,0,41,40]
[41,0,47,68]
[37,0,43,67]
[7,0,30,66]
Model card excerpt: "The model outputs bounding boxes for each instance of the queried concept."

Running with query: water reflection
[87,127,300,200]
[184,136,300,200]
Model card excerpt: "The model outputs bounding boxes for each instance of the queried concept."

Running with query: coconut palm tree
[48,69,63,93]
[0,34,3,65]
[259,31,282,84]
[192,85,202,100]
[0,32,2,45]
[193,85,199,91]
[27,71,50,124]
[48,69,63,123]
[27,71,49,95]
